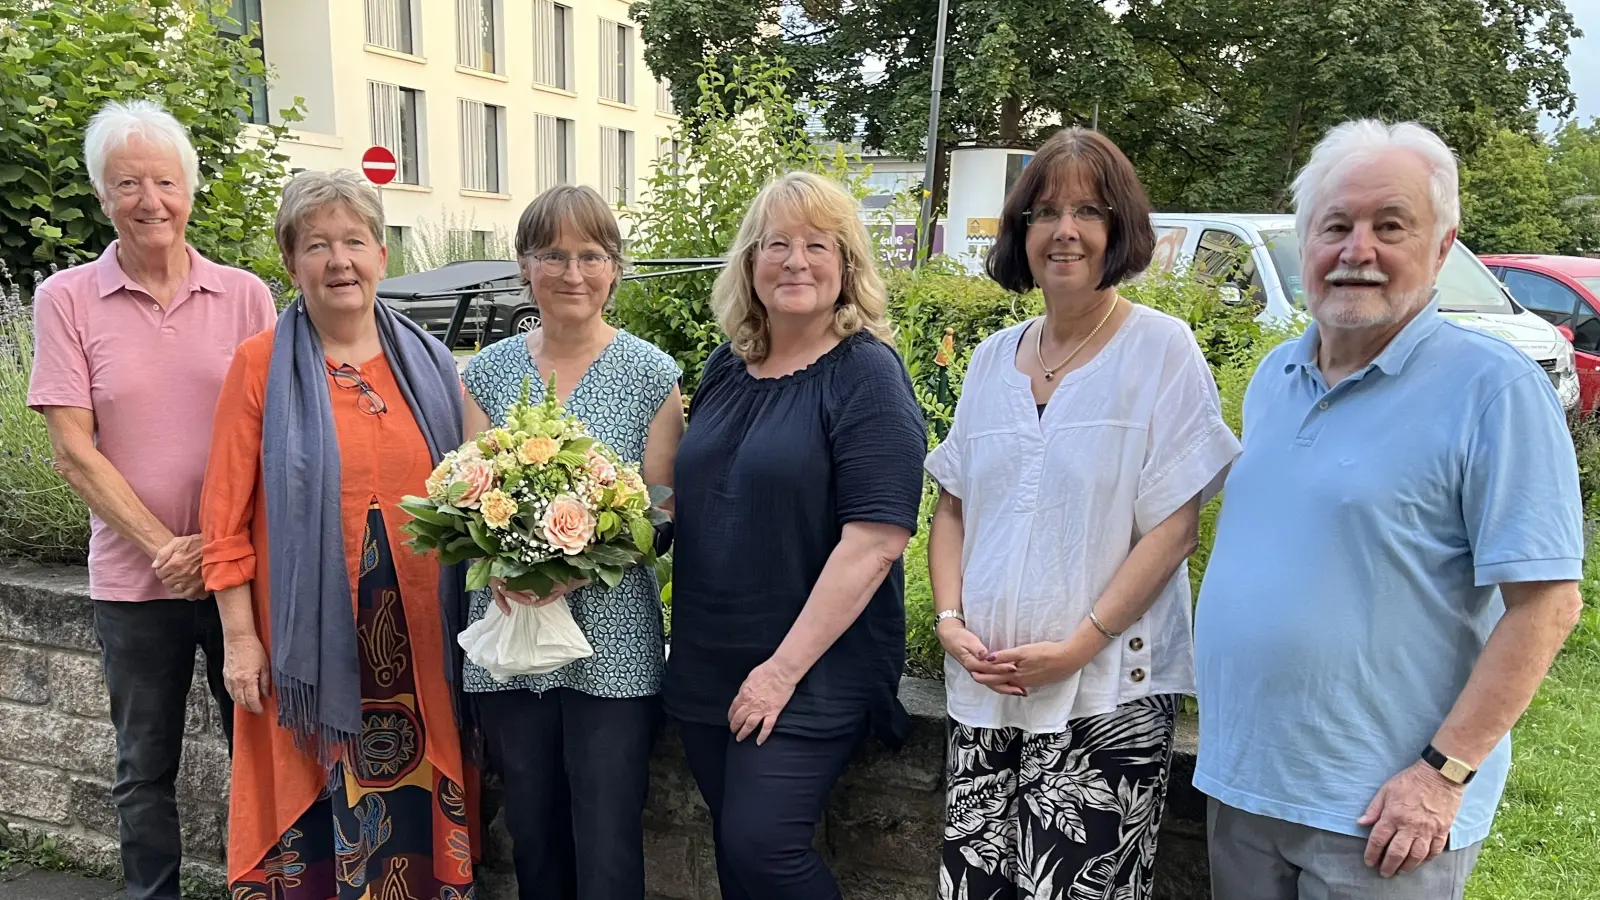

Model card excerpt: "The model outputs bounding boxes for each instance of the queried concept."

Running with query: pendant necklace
[1037,295,1120,381]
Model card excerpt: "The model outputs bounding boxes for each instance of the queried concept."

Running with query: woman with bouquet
[664,171,928,900]
[458,184,684,900]
[200,170,476,897]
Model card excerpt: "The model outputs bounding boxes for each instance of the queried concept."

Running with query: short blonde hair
[275,169,386,263]
[712,171,893,363]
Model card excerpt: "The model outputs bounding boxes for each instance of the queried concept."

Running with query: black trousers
[676,719,865,900]
[477,687,659,900]
[92,598,233,900]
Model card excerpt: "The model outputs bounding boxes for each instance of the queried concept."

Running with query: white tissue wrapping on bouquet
[457,596,594,680]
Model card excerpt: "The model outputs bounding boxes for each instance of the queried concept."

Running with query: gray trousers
[1207,799,1483,900]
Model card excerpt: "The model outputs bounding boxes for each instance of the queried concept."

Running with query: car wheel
[511,310,539,335]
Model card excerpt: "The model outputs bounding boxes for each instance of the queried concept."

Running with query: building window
[365,0,417,54]
[534,1,573,90]
[450,230,491,259]
[460,99,505,194]
[656,78,672,114]
[385,225,411,277]
[217,0,268,125]
[598,19,634,104]
[457,0,500,73]
[368,82,424,185]
[600,126,635,207]
[536,115,576,193]
[657,136,682,175]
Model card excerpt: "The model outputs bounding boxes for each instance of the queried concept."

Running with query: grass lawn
[1467,558,1600,898]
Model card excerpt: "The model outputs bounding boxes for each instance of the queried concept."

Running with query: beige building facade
[233,0,680,271]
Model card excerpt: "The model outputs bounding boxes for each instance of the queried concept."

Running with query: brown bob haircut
[985,128,1155,294]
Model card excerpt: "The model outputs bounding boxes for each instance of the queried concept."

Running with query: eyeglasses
[758,233,839,263]
[1025,204,1113,227]
[329,363,387,416]
[531,252,615,278]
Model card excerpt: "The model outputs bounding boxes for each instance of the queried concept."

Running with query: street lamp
[915,0,951,268]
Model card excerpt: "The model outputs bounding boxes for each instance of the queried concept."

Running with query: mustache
[1325,266,1389,285]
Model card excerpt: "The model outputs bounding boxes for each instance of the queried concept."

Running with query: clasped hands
[937,618,1098,696]
[152,534,206,599]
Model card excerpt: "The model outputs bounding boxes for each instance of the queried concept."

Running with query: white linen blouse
[924,304,1241,733]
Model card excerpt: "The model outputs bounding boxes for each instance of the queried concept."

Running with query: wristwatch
[935,609,965,627]
[1421,744,1477,785]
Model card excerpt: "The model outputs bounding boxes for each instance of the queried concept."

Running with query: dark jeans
[92,598,233,900]
[477,688,659,900]
[676,719,865,900]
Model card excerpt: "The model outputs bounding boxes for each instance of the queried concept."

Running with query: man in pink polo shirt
[27,99,275,900]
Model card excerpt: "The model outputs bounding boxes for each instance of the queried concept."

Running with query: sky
[1552,1,1600,130]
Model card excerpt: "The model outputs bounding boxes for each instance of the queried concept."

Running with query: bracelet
[1088,609,1121,640]
[935,609,965,627]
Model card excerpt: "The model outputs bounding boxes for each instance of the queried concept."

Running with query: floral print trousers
[941,694,1179,900]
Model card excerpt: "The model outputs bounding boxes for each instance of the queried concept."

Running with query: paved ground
[0,867,122,899]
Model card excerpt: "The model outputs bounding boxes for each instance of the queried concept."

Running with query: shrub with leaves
[615,54,863,394]
[0,0,298,286]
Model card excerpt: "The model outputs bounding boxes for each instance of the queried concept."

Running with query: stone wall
[0,561,1210,898]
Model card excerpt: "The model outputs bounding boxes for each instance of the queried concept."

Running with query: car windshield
[1260,229,1513,314]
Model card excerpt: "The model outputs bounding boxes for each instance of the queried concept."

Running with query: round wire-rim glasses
[757,233,840,264]
[530,252,616,278]
[329,363,387,416]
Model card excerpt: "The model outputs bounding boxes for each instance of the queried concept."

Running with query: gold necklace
[1036,295,1121,381]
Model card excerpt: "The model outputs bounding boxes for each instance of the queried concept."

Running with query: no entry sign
[361,146,398,185]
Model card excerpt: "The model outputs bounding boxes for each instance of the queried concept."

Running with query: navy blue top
[663,333,927,746]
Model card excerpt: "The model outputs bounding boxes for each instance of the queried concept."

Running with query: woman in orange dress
[201,169,476,899]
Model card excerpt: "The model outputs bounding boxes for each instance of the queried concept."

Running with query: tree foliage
[614,55,861,394]
[1459,130,1569,255]
[631,0,1578,220]
[0,0,298,286]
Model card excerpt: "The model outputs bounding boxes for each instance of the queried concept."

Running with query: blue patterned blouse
[460,330,680,698]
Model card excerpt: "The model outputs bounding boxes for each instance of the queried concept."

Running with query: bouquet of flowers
[399,375,669,679]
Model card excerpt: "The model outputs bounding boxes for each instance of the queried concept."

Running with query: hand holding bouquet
[400,375,670,678]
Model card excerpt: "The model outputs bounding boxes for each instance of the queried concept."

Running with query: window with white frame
[459,99,506,193]
[217,0,268,124]
[533,1,574,90]
[535,115,576,193]
[368,81,424,185]
[365,0,417,54]
[656,136,682,175]
[385,225,411,276]
[656,78,672,114]
[599,127,635,206]
[457,0,500,73]
[598,19,634,104]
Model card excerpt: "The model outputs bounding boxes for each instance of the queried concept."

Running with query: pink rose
[451,458,496,508]
[584,449,618,486]
[541,494,596,555]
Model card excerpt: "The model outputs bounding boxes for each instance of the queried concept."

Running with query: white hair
[83,99,201,199]
[1292,119,1460,244]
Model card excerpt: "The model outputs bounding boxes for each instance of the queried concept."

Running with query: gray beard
[1308,283,1433,331]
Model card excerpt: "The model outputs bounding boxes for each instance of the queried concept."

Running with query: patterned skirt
[230,506,476,900]
[940,694,1179,900]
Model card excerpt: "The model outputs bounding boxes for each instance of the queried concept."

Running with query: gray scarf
[262,298,466,764]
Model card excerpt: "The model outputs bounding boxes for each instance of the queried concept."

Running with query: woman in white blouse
[925,128,1241,899]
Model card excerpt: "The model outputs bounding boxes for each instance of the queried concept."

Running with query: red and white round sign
[361,145,398,185]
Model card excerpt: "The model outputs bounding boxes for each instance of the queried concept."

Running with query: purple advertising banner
[878,222,947,269]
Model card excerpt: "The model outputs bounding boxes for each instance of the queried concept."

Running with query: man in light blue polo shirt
[1194,118,1585,900]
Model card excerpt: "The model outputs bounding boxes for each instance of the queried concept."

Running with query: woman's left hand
[989,638,1098,689]
[728,659,799,745]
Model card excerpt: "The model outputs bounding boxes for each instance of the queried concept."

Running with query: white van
[1149,213,1579,409]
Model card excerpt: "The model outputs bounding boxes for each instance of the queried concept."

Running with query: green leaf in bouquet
[466,559,492,592]
[437,535,480,565]
[503,568,556,598]
[563,436,596,455]
[553,449,587,468]
[467,518,501,556]
[586,542,639,567]
[400,502,457,527]
[647,484,675,507]
[595,564,625,589]
[434,502,468,517]
[630,516,655,555]
[446,481,472,505]
[597,510,621,539]
[564,553,599,571]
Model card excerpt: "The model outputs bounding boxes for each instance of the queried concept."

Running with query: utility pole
[915,0,951,268]
[1092,101,1099,131]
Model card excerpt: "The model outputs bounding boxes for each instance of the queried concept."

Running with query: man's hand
[1358,760,1466,877]
[153,535,206,599]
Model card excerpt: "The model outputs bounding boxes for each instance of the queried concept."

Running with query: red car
[1481,254,1600,413]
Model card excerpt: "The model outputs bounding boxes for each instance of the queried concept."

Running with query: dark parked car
[377,260,531,349]
[379,257,728,350]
